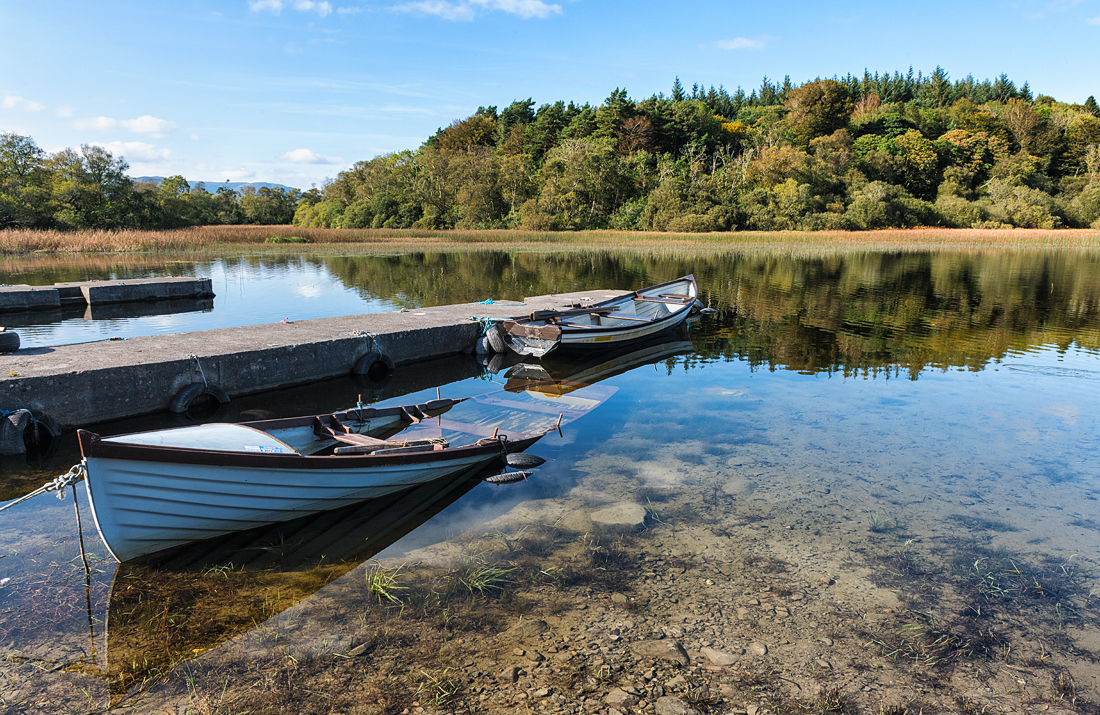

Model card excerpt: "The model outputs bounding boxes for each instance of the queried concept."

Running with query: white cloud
[395,1,474,20]
[120,115,177,137]
[74,116,119,130]
[470,0,560,19]
[2,95,46,111]
[280,148,344,164]
[191,133,202,141]
[221,168,255,180]
[294,0,333,16]
[716,37,765,50]
[89,141,172,162]
[394,0,560,20]
[56,106,74,118]
[249,0,333,16]
[1087,14,1100,23]
[337,5,361,13]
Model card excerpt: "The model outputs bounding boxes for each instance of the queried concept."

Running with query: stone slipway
[0,288,622,429]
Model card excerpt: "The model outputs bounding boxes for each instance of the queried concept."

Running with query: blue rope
[470,316,498,336]
[1,408,39,443]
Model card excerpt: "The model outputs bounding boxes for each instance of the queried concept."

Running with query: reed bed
[1,225,1098,256]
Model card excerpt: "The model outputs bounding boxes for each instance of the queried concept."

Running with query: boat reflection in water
[503,335,695,398]
[101,379,619,701]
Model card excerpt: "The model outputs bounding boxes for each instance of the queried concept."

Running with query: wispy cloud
[394,0,561,21]
[249,0,333,17]
[279,148,344,164]
[1087,14,1100,23]
[337,5,361,13]
[89,141,172,162]
[73,114,177,137]
[2,95,46,111]
[716,37,766,50]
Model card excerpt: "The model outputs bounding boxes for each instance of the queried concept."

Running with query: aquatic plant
[365,561,407,606]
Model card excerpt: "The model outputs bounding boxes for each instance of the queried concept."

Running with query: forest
[3,68,1099,233]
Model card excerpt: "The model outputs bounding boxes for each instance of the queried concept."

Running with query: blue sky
[2,1,1098,190]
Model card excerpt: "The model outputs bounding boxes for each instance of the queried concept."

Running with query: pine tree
[671,77,685,102]
[1084,96,1099,117]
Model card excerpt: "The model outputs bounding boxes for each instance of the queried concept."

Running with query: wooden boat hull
[498,275,698,358]
[78,406,543,562]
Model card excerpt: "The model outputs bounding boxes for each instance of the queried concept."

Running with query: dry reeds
[1,225,1098,256]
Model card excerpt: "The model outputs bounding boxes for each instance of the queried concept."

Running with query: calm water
[1,248,1099,711]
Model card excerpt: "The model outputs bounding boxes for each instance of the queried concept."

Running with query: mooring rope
[351,330,377,353]
[470,316,498,336]
[0,463,87,514]
[187,353,209,389]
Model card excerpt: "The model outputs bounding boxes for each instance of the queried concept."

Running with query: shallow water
[1,248,1099,712]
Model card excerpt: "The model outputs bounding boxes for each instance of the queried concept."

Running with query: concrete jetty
[0,277,214,313]
[0,288,622,430]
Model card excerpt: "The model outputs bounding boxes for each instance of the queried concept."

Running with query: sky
[2,1,1098,190]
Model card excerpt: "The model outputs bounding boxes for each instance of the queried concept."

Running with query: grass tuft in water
[365,560,407,606]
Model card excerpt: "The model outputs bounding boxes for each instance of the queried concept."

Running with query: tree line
[0,136,310,230]
[296,68,1100,232]
[3,68,1099,233]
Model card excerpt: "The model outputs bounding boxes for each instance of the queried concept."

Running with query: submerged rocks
[590,502,647,529]
[630,639,690,665]
[701,646,741,666]
[656,695,702,715]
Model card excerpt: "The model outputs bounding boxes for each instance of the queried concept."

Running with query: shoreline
[1,226,1100,257]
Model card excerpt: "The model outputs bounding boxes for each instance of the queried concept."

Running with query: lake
[1,247,1098,713]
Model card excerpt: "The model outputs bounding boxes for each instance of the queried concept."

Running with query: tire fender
[0,330,19,354]
[352,350,395,385]
[170,382,231,413]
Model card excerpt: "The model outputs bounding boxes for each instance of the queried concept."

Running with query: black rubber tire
[486,324,505,353]
[0,330,19,353]
[353,350,395,385]
[23,411,60,459]
[485,353,506,374]
[505,453,546,469]
[170,382,231,413]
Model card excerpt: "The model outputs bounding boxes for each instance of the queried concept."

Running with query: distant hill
[132,176,297,192]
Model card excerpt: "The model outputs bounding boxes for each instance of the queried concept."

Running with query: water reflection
[4,251,1098,374]
[2,249,1100,712]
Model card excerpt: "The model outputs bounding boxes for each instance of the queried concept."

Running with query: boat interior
[542,291,693,329]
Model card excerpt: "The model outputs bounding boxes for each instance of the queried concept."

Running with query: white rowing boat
[495,275,698,358]
[77,398,546,562]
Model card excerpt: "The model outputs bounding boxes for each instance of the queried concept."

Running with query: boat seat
[636,296,688,304]
[604,312,649,322]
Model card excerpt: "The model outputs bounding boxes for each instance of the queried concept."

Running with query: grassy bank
[1,225,1099,256]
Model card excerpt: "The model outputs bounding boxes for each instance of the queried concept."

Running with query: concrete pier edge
[0,288,622,430]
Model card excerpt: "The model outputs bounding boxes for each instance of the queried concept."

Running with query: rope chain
[0,463,87,514]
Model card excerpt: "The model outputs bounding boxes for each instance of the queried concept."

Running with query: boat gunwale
[78,426,543,470]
